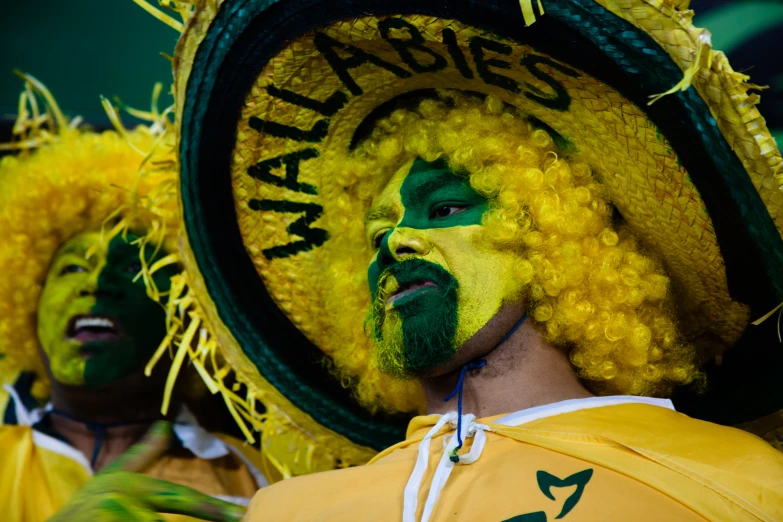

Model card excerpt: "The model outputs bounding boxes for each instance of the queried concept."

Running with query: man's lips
[386,280,438,306]
[66,314,123,346]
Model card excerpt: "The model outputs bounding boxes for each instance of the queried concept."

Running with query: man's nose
[377,228,432,269]
[77,269,117,299]
[79,288,118,299]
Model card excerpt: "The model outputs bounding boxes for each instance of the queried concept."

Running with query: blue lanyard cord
[49,409,162,469]
[442,312,528,463]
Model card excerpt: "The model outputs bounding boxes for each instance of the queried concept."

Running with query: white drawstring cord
[403,412,490,522]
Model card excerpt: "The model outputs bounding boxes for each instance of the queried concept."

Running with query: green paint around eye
[82,233,177,388]
[398,157,488,230]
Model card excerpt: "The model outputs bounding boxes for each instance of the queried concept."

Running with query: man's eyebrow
[365,204,395,224]
[56,244,89,259]
[407,172,457,207]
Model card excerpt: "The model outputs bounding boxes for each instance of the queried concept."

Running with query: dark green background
[0,0,178,127]
[0,0,781,139]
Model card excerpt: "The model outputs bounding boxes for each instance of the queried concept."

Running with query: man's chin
[373,327,458,381]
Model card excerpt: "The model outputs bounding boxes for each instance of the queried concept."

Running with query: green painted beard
[368,258,459,379]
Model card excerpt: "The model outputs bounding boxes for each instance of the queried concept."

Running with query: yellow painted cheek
[52,348,88,386]
[37,231,104,386]
[426,226,524,349]
[37,282,94,385]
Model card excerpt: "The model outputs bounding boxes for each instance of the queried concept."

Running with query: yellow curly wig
[320,92,700,405]
[0,84,178,399]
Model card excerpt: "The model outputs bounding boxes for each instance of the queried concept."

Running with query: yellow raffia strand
[133,0,185,32]
[13,91,30,134]
[161,312,200,414]
[101,97,148,157]
[519,0,544,26]
[15,70,68,132]
[0,72,68,151]
[114,82,165,123]
[649,29,713,104]
[262,432,293,480]
[751,302,783,342]
[192,336,220,394]
[148,253,181,276]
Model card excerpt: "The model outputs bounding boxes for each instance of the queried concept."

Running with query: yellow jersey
[246,397,783,521]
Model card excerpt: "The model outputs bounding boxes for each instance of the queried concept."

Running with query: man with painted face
[0,82,265,521]
[239,93,783,522]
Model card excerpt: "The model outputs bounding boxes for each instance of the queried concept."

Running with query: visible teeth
[74,317,115,330]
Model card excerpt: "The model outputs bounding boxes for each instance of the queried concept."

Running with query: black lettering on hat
[267,85,349,116]
[519,54,580,112]
[249,116,329,143]
[249,199,330,259]
[247,148,319,195]
[441,28,474,79]
[314,32,412,96]
[469,36,520,94]
[378,18,448,74]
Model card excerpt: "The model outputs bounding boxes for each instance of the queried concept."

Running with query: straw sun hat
[146,0,783,477]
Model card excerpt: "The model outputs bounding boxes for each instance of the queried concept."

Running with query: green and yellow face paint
[37,231,175,388]
[365,158,526,378]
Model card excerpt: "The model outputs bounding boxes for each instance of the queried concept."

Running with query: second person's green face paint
[37,231,176,387]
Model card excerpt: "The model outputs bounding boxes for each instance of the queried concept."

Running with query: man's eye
[373,231,388,250]
[431,205,467,219]
[59,265,88,275]
[126,262,143,274]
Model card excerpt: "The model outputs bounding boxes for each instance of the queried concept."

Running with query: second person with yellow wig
[0,78,266,521]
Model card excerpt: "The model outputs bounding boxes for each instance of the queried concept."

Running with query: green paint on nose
[82,234,176,388]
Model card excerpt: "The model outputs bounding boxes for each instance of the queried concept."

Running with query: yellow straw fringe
[143,266,264,443]
[111,79,358,475]
[139,254,355,478]
[132,0,192,32]
[0,71,71,151]
[649,29,713,104]
[519,0,545,26]
[752,301,783,343]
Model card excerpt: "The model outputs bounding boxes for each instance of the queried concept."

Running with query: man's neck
[420,320,594,418]
[46,371,172,471]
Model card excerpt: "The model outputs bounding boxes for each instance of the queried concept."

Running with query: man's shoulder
[253,463,389,498]
[527,402,783,479]
[0,423,33,439]
[623,404,780,454]
[246,459,405,520]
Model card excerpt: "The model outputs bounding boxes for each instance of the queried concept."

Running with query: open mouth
[66,314,123,346]
[386,280,438,306]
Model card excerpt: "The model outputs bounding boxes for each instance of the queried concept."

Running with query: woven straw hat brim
[171,0,783,470]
